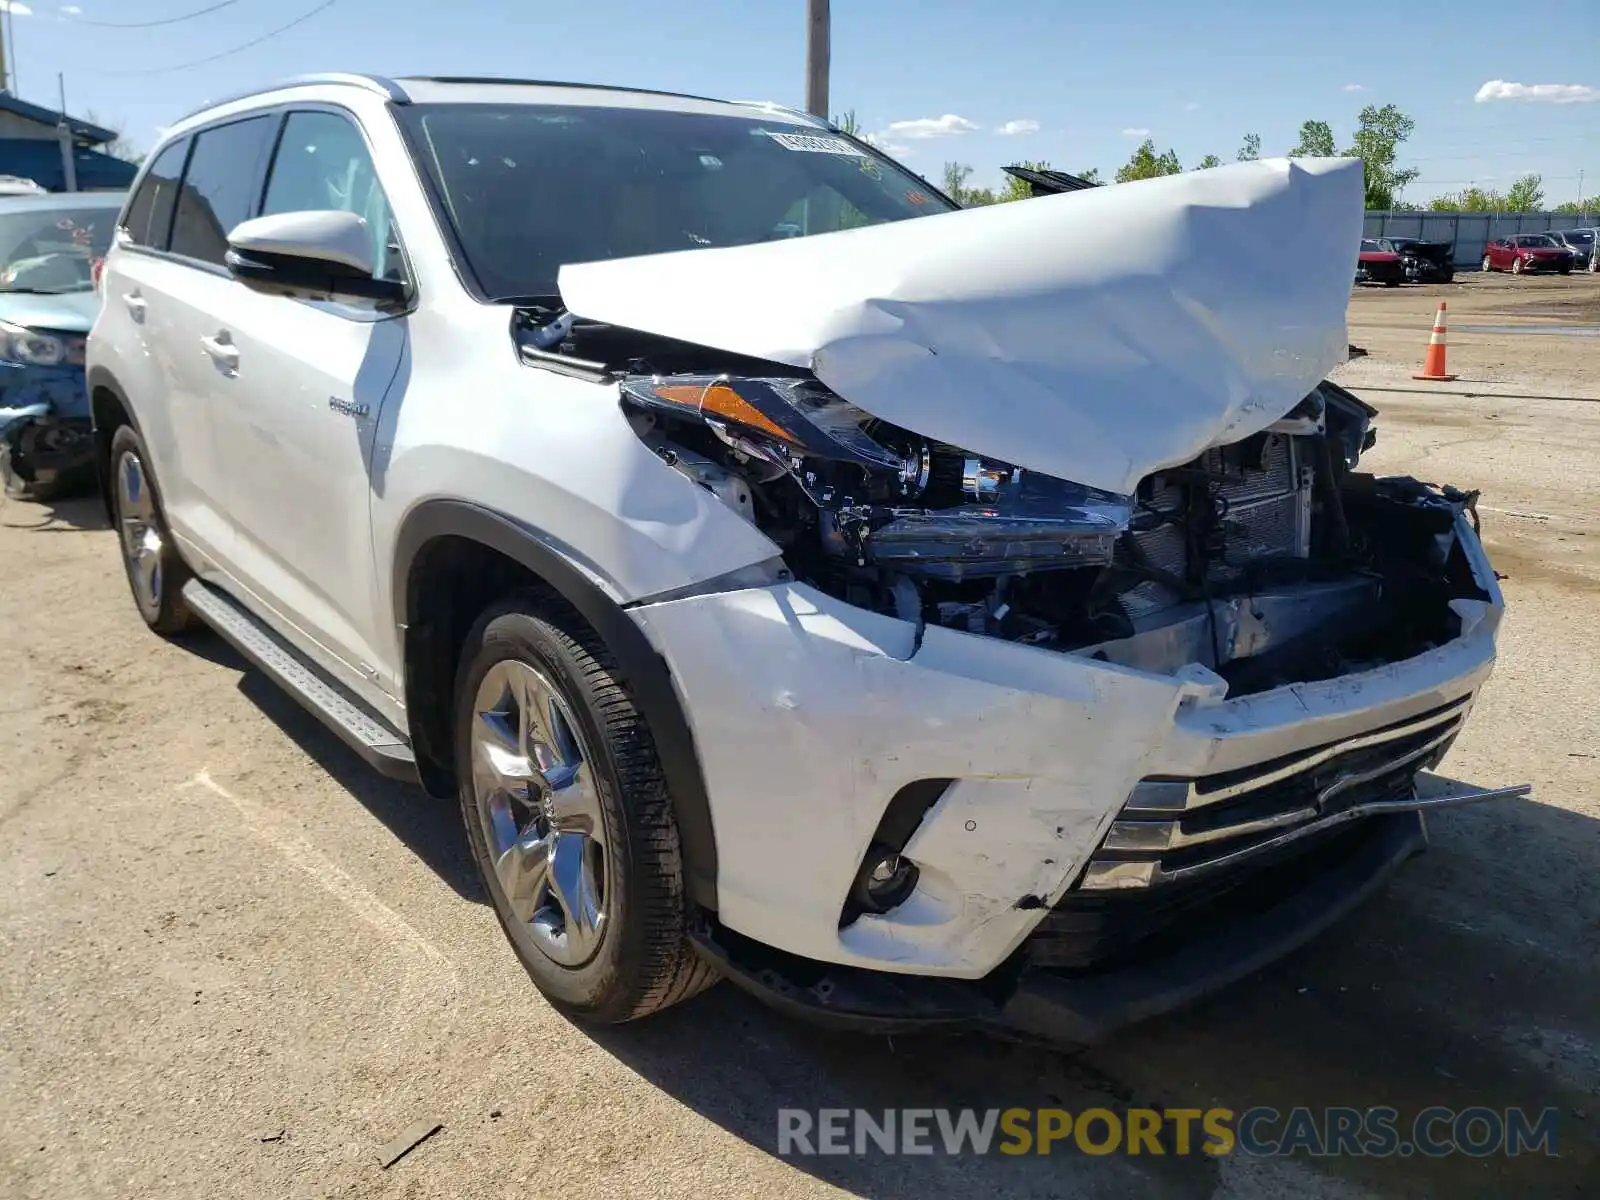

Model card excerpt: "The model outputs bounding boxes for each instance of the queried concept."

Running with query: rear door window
[121,138,189,250]
[168,115,277,267]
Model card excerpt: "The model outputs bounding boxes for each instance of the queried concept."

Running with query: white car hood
[558,156,1364,496]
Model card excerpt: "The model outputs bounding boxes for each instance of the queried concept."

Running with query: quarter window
[121,138,189,250]
[168,116,276,266]
[260,111,402,282]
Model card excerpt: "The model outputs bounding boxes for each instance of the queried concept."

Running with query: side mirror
[225,210,405,305]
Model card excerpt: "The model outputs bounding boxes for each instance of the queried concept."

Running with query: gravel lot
[3,272,1597,1199]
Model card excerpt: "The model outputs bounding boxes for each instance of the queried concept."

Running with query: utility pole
[0,4,9,94]
[805,0,830,119]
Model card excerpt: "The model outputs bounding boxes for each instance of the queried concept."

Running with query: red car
[1355,238,1403,286]
[1481,234,1574,275]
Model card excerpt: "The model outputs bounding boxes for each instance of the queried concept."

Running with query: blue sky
[4,0,1596,205]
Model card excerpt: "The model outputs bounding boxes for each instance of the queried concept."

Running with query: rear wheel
[454,593,717,1023]
[109,425,196,635]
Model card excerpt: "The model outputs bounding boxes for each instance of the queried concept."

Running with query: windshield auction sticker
[766,131,868,156]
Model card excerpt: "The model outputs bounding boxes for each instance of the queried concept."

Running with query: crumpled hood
[558,156,1364,496]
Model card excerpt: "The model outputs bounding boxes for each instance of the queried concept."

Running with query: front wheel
[1481,255,1494,273]
[454,593,717,1023]
[109,425,196,635]
[1511,257,1524,275]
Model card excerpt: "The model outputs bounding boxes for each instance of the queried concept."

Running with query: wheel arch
[392,499,719,911]
[86,367,139,525]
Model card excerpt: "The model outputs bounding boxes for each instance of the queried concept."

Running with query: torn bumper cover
[631,505,1527,1041]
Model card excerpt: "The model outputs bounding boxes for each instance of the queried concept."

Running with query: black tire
[454,592,717,1023]
[108,424,196,635]
[1559,268,1571,276]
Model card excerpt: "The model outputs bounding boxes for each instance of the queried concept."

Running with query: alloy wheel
[116,451,164,610]
[470,659,609,967]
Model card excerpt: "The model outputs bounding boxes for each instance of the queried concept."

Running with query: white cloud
[1121,127,1151,137]
[1475,79,1599,104]
[0,1,34,15]
[1184,102,1200,112]
[61,2,81,13]
[879,114,979,139]
[1343,83,1366,92]
[994,118,1040,136]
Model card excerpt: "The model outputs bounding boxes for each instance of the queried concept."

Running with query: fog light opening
[849,843,920,916]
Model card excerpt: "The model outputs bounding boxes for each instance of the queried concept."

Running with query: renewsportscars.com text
[777,1106,1560,1158]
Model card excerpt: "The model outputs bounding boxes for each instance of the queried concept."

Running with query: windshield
[1561,230,1594,245]
[0,205,116,294]
[397,103,956,301]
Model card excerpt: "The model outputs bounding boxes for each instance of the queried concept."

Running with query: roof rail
[730,100,823,125]
[173,73,410,125]
[397,76,727,106]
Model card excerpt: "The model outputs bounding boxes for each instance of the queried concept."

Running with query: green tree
[1236,133,1261,162]
[1194,154,1224,170]
[1427,186,1505,212]
[942,161,973,203]
[1553,200,1588,216]
[1503,174,1545,213]
[1075,167,1103,184]
[1343,103,1419,209]
[1288,120,1336,158]
[1115,139,1182,183]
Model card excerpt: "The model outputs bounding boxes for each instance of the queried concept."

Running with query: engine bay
[520,312,1493,696]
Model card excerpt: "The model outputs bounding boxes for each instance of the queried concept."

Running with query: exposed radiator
[1118,433,1312,621]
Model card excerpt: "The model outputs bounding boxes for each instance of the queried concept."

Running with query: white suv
[88,74,1522,1042]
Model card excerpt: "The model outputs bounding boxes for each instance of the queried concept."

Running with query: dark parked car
[1544,229,1594,270]
[1379,237,1455,283]
[1356,238,1403,285]
[1482,234,1574,275]
[0,191,122,499]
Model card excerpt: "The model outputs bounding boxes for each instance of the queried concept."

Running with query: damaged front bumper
[0,362,94,496]
[632,503,1527,1041]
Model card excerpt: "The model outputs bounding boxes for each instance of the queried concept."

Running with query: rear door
[97,135,243,560]
[157,115,280,566]
[202,107,409,702]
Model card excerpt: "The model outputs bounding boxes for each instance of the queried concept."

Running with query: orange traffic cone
[1412,301,1458,381]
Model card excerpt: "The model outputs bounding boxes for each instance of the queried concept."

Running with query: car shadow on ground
[0,490,106,533]
[182,629,485,905]
[181,645,1600,1197]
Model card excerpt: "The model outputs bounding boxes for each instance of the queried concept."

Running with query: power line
[104,0,337,76]
[78,0,245,28]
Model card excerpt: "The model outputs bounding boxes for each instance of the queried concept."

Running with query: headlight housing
[0,320,81,367]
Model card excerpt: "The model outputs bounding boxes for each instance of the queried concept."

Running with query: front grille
[1023,701,1470,971]
[1026,818,1395,971]
[1075,695,1470,893]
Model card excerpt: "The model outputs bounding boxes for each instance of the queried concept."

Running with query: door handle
[122,291,146,322]
[200,332,239,376]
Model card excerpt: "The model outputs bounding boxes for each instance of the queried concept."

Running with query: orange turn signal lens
[651,382,799,447]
